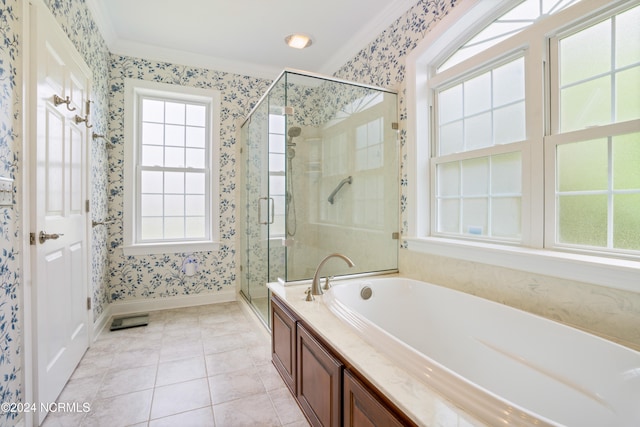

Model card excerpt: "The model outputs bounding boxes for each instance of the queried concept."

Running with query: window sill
[404,237,640,294]
[122,241,221,256]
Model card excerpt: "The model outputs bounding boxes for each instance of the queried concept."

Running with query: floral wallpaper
[106,56,270,302]
[0,0,22,423]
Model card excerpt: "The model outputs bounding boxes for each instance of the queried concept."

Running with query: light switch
[0,177,14,207]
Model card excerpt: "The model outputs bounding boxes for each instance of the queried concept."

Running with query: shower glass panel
[241,70,398,327]
[242,98,268,322]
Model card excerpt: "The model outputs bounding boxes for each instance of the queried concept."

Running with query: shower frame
[240,69,400,328]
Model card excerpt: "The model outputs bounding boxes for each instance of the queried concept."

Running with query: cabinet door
[344,370,407,427]
[271,297,297,393]
[297,323,343,427]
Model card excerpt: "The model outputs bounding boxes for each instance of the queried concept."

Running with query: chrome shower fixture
[287,126,302,146]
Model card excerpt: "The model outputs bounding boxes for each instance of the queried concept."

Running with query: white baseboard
[93,308,112,342]
[92,289,237,341]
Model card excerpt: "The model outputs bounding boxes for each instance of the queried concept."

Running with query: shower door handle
[258,197,275,225]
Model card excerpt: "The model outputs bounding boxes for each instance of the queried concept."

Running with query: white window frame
[123,79,221,255]
[430,53,529,244]
[406,0,640,293]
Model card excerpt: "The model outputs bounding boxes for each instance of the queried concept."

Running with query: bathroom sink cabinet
[271,295,415,427]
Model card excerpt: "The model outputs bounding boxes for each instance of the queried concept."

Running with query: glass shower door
[242,100,271,324]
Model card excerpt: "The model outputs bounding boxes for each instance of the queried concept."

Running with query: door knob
[39,231,64,244]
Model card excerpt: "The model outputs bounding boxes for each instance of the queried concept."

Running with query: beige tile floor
[42,302,310,427]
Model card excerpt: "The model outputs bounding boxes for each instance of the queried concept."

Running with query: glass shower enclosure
[240,70,399,327]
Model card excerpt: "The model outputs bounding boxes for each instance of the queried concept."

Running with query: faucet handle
[305,287,315,301]
[322,276,334,291]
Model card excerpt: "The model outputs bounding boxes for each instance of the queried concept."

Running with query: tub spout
[310,253,355,296]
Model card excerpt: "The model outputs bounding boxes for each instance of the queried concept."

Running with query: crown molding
[109,39,281,80]
[85,0,117,46]
[86,0,418,81]
[319,0,418,75]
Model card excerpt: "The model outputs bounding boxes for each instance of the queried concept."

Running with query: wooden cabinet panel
[271,295,416,427]
[271,297,297,393]
[343,370,406,427]
[297,323,343,427]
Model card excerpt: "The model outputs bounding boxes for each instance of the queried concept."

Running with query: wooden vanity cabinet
[271,296,297,394]
[297,323,343,427]
[343,369,406,427]
[271,295,417,427]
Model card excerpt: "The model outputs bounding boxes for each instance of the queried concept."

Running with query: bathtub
[323,277,640,427]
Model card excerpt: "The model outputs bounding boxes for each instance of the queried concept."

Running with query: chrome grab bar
[258,197,275,225]
[328,176,352,204]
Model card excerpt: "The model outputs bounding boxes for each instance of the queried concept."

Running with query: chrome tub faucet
[310,253,355,296]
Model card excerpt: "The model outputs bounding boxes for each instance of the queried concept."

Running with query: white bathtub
[323,277,640,427]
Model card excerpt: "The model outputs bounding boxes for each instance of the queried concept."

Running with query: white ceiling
[87,0,417,80]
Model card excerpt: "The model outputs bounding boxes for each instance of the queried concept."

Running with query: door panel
[32,2,92,424]
[70,124,83,213]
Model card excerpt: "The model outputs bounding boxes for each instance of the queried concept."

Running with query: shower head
[288,126,302,138]
[287,126,302,146]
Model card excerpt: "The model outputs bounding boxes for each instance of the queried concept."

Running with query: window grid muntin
[436,56,526,157]
[428,0,640,258]
[549,3,640,255]
[432,52,527,243]
[438,0,583,72]
[136,94,211,243]
[268,113,286,237]
[553,131,640,253]
[553,3,640,133]
[434,150,523,240]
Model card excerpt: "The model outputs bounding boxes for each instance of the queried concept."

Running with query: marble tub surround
[399,249,640,351]
[268,279,484,427]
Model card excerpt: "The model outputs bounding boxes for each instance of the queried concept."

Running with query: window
[548,6,640,254]
[123,79,220,255]
[434,57,525,240]
[406,0,640,291]
[318,93,390,230]
[268,113,286,237]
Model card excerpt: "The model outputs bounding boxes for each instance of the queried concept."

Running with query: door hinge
[285,106,294,116]
[85,200,90,213]
[29,232,36,245]
[87,297,91,310]
[391,122,399,130]
[392,232,399,240]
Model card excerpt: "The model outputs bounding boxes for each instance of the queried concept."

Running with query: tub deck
[324,277,640,427]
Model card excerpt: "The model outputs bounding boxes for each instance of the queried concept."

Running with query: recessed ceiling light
[285,34,313,49]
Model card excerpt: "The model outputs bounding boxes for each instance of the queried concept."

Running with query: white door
[31,2,91,424]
